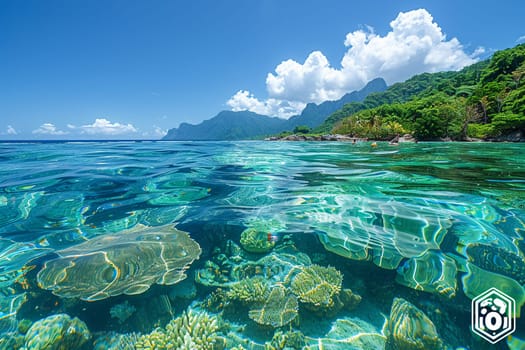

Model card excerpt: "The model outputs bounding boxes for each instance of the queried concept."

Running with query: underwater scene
[0,140,524,350]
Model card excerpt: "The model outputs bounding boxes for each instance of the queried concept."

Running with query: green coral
[135,309,220,350]
[226,276,271,304]
[248,285,298,328]
[386,298,443,350]
[290,265,343,309]
[240,228,275,253]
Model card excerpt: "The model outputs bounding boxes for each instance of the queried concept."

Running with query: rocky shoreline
[266,130,525,143]
[266,133,417,143]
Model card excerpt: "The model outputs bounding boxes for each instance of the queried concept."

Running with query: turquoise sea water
[1,141,524,349]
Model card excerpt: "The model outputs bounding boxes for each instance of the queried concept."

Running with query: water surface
[1,141,524,348]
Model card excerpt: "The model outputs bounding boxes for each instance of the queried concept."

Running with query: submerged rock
[24,313,91,350]
[37,224,201,301]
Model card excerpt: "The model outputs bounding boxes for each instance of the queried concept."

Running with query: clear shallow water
[1,141,525,349]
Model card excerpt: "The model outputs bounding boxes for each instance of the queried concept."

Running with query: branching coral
[135,309,220,350]
[226,276,271,304]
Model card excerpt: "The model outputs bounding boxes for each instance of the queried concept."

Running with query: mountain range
[162,78,387,140]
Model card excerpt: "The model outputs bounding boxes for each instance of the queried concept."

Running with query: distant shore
[266,130,525,143]
[265,133,417,143]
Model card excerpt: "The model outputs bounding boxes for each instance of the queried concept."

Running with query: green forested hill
[326,44,525,140]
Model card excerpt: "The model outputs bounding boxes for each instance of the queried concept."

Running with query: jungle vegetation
[319,44,525,141]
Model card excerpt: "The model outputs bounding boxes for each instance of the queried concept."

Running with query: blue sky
[1,0,524,140]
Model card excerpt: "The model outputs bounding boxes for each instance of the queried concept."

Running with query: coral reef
[195,248,311,288]
[203,288,230,313]
[248,285,299,328]
[37,224,201,301]
[23,313,91,350]
[270,330,306,349]
[225,276,270,305]
[385,298,443,350]
[135,308,220,350]
[231,251,311,285]
[240,228,275,253]
[195,260,232,287]
[290,264,343,309]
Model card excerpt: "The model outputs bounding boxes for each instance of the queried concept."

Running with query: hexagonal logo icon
[472,287,516,343]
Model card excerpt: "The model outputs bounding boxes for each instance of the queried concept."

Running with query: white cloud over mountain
[32,123,68,135]
[227,90,306,119]
[80,118,137,135]
[228,8,481,118]
[153,126,167,137]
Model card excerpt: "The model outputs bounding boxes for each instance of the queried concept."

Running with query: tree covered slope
[327,44,525,141]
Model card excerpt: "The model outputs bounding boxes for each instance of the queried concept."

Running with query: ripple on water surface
[0,141,524,347]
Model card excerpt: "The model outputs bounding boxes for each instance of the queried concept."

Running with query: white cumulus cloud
[227,90,305,119]
[153,126,167,137]
[229,8,481,118]
[80,118,137,135]
[6,125,17,135]
[32,123,68,135]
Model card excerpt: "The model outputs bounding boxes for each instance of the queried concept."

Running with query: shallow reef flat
[0,141,524,349]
